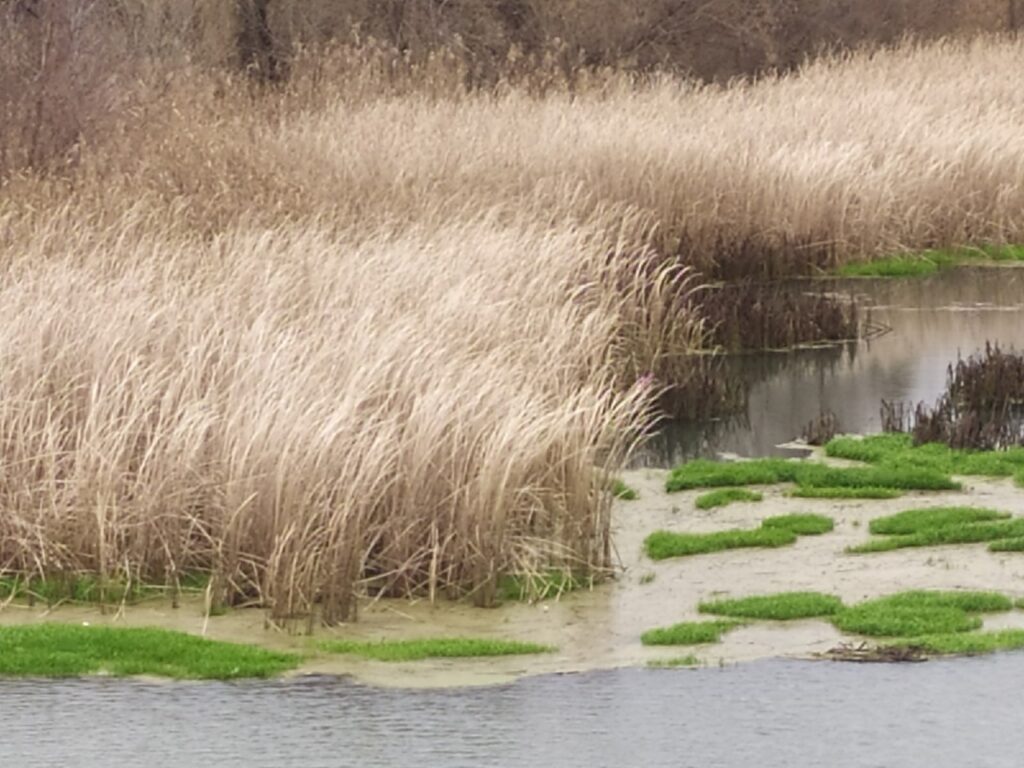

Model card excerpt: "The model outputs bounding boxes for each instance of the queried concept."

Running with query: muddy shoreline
[5,450,1024,688]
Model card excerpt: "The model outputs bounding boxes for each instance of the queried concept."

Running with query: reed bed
[2,35,1024,621]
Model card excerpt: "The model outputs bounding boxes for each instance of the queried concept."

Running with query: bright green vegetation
[789,486,903,499]
[320,637,554,661]
[640,620,743,646]
[699,591,844,620]
[834,605,980,636]
[498,571,586,601]
[0,573,209,606]
[868,507,1010,536]
[665,456,959,493]
[849,515,1024,554]
[647,654,702,668]
[887,630,1024,656]
[645,512,834,560]
[612,479,638,501]
[831,590,1010,638]
[0,624,299,679]
[761,514,834,536]
[644,527,796,560]
[836,246,1024,278]
[875,590,1013,613]
[826,433,1024,478]
[694,488,763,510]
[991,538,1024,552]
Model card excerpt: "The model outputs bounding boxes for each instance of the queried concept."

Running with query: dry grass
[1,33,1024,623]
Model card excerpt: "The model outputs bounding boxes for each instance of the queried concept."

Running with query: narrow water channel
[643,267,1024,464]
[5,656,1023,767]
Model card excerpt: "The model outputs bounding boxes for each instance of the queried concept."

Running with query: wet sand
[5,448,1024,687]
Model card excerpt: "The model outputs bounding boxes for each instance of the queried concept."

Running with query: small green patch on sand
[666,457,958,493]
[320,637,553,661]
[886,630,1024,656]
[644,527,796,560]
[762,514,834,536]
[641,620,743,646]
[832,591,1010,638]
[990,538,1024,552]
[869,507,1010,536]
[789,486,903,499]
[826,433,1024,477]
[695,488,763,510]
[849,516,1024,554]
[647,654,702,668]
[0,624,299,679]
[498,571,586,601]
[699,591,844,620]
[612,479,638,500]
[834,605,980,636]
[645,513,833,560]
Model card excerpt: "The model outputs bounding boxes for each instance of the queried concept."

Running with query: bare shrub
[0,0,131,178]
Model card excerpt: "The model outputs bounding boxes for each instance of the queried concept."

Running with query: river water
[4,268,1023,767]
[644,267,1024,464]
[4,656,1024,767]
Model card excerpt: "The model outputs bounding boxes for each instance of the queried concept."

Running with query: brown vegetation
[1,3,1024,623]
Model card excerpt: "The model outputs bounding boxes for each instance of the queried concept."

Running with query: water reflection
[641,268,1024,465]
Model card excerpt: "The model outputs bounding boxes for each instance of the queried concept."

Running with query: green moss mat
[836,246,1024,278]
[699,591,843,620]
[319,637,554,662]
[826,433,1024,477]
[831,590,1010,638]
[0,624,299,679]
[641,620,743,646]
[666,456,958,494]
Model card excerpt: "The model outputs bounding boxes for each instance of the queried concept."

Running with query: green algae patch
[644,527,796,560]
[836,246,1024,278]
[849,516,1024,554]
[699,591,843,621]
[666,456,958,494]
[647,654,702,668]
[832,591,1010,639]
[875,590,1013,613]
[695,488,763,510]
[320,637,553,662]
[868,507,1010,536]
[834,605,980,637]
[886,630,1024,656]
[990,538,1024,552]
[826,433,1024,477]
[762,514,834,536]
[789,486,903,499]
[612,479,638,500]
[0,624,299,679]
[640,620,743,646]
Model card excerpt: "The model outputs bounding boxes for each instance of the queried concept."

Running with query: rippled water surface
[644,268,1024,464]
[5,656,1024,767]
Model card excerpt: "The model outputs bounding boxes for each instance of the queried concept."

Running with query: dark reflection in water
[4,656,1024,767]
[640,268,1024,465]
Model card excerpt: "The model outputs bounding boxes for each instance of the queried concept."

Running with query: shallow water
[5,656,1024,767]
[642,267,1024,465]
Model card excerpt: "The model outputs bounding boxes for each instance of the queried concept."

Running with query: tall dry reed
[2,36,1024,621]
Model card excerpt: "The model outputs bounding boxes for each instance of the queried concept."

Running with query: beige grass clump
[0,202,688,621]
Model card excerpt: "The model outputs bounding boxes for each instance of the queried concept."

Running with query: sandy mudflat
[5,453,1024,687]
